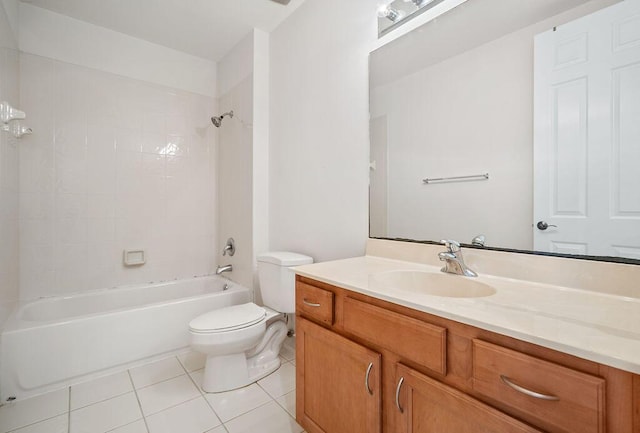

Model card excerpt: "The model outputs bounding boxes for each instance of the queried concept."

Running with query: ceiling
[19,0,305,61]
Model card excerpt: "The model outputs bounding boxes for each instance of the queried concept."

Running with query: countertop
[294,256,640,374]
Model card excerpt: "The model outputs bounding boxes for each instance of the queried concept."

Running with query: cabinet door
[296,317,381,433]
[395,364,542,433]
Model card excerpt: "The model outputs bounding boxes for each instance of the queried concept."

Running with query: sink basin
[369,270,496,298]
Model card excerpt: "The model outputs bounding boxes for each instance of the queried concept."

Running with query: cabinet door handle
[365,362,374,395]
[500,375,559,401]
[395,377,405,413]
[303,299,321,307]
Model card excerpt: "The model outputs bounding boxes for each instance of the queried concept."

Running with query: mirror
[369,0,640,262]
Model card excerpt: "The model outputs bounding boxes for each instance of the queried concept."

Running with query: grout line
[133,371,188,392]
[103,419,145,433]
[175,354,196,375]
[220,399,274,425]
[4,413,66,433]
[181,358,224,421]
[142,394,203,418]
[127,370,150,433]
[67,375,134,412]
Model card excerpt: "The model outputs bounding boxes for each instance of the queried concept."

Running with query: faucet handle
[222,237,235,256]
[440,239,461,253]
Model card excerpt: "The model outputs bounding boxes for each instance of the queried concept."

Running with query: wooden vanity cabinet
[295,275,639,433]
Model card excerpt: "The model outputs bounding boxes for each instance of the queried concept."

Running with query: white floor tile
[290,358,296,366]
[0,388,68,433]
[178,352,206,373]
[129,357,184,389]
[146,397,220,433]
[225,401,303,433]
[136,375,200,416]
[71,371,133,409]
[70,392,141,433]
[279,344,296,362]
[258,363,296,399]
[8,414,67,433]
[203,383,271,423]
[276,390,296,418]
[107,419,148,433]
[204,427,227,433]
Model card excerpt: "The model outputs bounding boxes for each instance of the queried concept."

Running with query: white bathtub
[0,275,251,400]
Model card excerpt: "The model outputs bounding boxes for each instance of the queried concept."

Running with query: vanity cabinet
[295,275,639,433]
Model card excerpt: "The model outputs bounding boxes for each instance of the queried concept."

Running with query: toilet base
[200,319,289,393]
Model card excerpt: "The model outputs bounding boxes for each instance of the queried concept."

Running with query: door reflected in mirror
[369,0,640,262]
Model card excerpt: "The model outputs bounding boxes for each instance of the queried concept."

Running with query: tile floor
[0,343,304,433]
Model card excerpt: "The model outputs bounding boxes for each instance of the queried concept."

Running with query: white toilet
[189,252,313,393]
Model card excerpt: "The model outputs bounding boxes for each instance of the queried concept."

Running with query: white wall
[0,0,19,325]
[269,0,376,262]
[216,29,271,304]
[19,3,217,97]
[252,29,270,293]
[216,32,255,290]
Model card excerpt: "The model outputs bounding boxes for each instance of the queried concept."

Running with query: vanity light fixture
[377,3,404,22]
[377,0,452,38]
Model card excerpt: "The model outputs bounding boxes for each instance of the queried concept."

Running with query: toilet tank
[257,252,313,313]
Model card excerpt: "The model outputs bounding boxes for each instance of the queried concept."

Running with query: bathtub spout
[216,264,233,275]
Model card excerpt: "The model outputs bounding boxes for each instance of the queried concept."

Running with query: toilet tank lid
[257,252,313,266]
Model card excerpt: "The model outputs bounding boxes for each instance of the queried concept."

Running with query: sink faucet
[216,264,233,275]
[438,240,477,277]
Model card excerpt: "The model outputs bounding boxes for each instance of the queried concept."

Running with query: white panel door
[534,0,640,259]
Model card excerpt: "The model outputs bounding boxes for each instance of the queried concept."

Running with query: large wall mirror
[369,0,640,263]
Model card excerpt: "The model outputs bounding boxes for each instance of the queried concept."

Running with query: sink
[369,270,496,298]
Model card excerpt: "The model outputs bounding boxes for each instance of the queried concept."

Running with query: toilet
[189,252,313,393]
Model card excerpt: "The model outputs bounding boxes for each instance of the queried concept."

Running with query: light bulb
[377,4,405,22]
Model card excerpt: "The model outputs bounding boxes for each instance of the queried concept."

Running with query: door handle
[536,221,558,231]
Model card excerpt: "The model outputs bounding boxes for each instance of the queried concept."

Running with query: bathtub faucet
[216,264,233,275]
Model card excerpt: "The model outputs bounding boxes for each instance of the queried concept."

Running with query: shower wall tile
[19,53,217,300]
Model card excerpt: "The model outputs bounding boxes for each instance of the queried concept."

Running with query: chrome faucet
[216,264,233,275]
[438,240,477,277]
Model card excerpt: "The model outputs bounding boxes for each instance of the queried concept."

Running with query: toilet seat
[189,303,266,334]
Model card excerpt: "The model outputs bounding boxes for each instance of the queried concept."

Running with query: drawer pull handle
[303,299,321,308]
[395,377,405,413]
[365,362,374,395]
[500,375,560,401]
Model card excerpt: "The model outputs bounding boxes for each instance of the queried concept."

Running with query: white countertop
[294,256,640,374]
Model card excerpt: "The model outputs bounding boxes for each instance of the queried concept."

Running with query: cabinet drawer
[343,297,446,375]
[397,363,543,433]
[296,282,334,326]
[472,339,605,433]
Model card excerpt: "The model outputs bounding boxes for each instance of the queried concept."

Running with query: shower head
[211,110,234,127]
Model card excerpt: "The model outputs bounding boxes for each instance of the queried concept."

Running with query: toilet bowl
[188,252,313,393]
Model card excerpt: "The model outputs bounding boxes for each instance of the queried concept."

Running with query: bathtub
[0,275,251,400]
